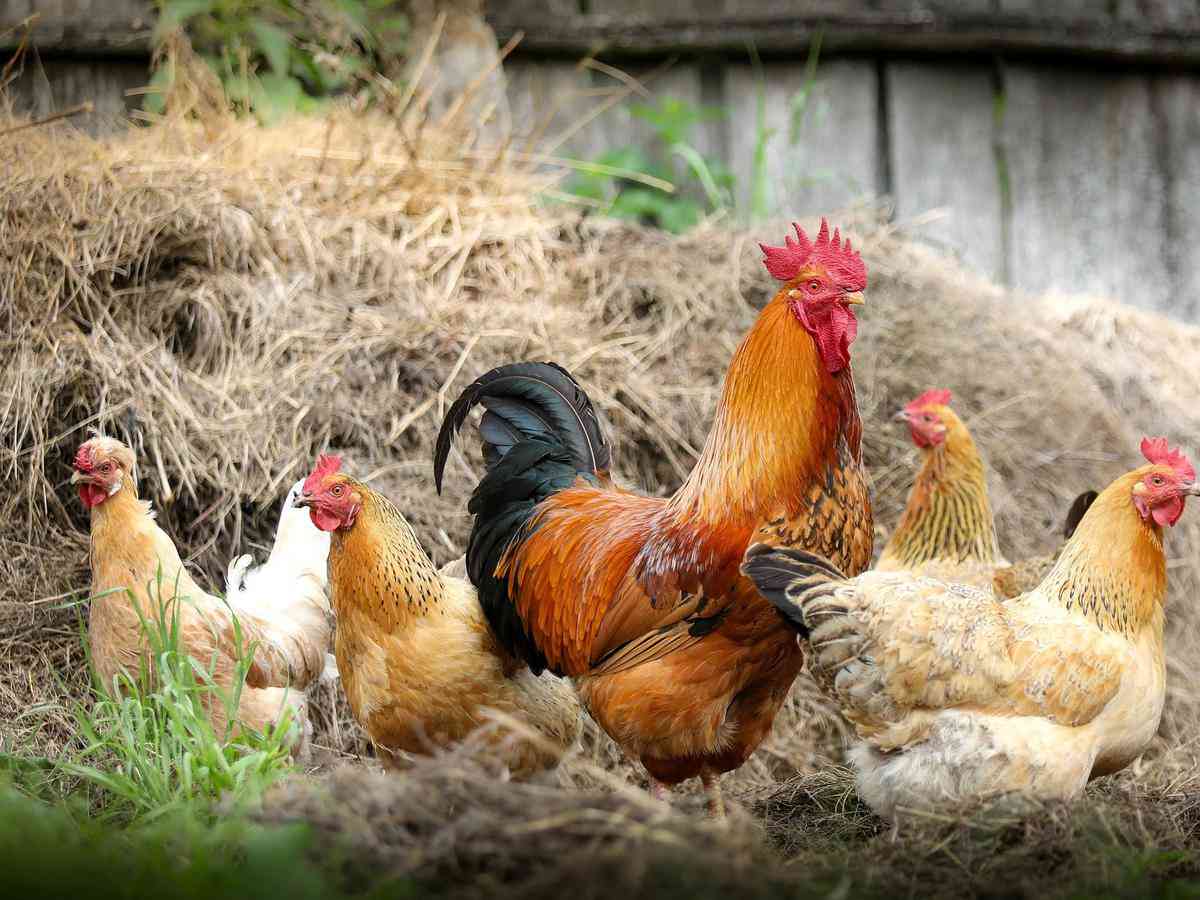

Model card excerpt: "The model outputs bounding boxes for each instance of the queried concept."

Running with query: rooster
[880,388,1096,595]
[72,437,332,750]
[434,220,873,813]
[297,455,581,774]
[743,437,1197,819]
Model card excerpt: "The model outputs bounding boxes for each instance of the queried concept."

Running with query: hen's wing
[804,573,1125,740]
[744,547,1126,747]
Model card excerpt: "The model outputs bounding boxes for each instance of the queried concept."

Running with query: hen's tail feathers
[741,544,847,639]
[433,361,610,493]
[433,362,610,674]
[1062,489,1099,540]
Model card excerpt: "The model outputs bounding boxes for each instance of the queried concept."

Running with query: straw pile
[2,48,1200,896]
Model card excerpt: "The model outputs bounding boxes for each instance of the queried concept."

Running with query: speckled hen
[298,455,581,775]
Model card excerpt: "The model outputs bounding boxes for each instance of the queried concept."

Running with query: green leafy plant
[148,0,409,123]
[566,96,735,234]
[15,573,297,824]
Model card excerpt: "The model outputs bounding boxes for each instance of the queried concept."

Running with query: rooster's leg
[701,771,725,819]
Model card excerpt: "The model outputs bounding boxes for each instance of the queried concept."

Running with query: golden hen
[73,437,331,751]
[298,455,581,774]
[744,437,1197,819]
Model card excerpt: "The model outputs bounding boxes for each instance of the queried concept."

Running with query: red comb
[73,442,94,471]
[1141,437,1195,482]
[906,389,953,413]
[758,219,867,291]
[303,454,343,494]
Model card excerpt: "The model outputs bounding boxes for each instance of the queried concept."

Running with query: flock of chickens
[70,220,1197,821]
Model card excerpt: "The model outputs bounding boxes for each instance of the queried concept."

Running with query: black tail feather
[1062,489,1098,540]
[741,544,847,638]
[434,362,611,675]
[434,362,610,493]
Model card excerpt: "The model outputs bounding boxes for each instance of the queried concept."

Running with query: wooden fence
[5,0,1200,320]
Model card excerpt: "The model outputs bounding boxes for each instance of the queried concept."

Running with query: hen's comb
[906,388,953,413]
[73,442,94,471]
[1141,437,1196,482]
[303,453,343,494]
[758,219,868,291]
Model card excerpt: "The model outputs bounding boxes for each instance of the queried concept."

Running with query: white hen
[226,479,337,684]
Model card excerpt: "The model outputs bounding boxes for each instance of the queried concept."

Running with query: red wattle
[1152,497,1184,528]
[78,483,109,509]
[309,506,343,533]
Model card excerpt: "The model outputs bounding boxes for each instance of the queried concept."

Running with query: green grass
[11,574,297,823]
[0,576,366,897]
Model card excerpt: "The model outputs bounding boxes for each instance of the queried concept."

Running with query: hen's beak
[69,470,87,485]
[293,491,314,509]
[893,410,910,423]
[843,290,866,306]
[1184,482,1200,497]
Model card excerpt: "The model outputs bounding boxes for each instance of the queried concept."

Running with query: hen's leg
[701,771,725,819]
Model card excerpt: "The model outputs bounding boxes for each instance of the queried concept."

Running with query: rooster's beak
[1184,482,1200,497]
[893,410,910,423]
[69,470,86,485]
[294,491,314,509]
[843,291,866,306]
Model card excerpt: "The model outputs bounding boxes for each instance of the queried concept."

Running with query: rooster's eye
[1151,475,1164,487]
[331,485,344,497]
[808,279,821,292]
[100,462,112,473]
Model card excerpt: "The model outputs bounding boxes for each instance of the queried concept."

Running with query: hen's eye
[1151,475,1164,486]
[808,279,822,292]
[100,462,112,473]
[331,485,344,497]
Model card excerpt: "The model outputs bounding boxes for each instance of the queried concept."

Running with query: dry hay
[3,52,1200,895]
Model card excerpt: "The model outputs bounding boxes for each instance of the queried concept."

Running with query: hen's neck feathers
[90,477,155,537]
[880,412,1000,567]
[327,484,444,630]
[674,298,860,524]
[1039,472,1167,636]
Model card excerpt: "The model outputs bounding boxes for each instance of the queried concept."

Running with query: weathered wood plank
[6,56,148,133]
[1155,74,1200,322]
[725,59,877,219]
[507,59,728,209]
[1,0,153,55]
[7,0,1200,68]
[888,61,1004,282]
[1001,64,1170,310]
[487,3,1200,67]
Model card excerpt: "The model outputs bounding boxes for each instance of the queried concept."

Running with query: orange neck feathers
[881,409,1000,567]
[637,295,862,594]
[677,297,860,521]
[89,476,151,537]
[327,484,444,631]
[1041,472,1167,636]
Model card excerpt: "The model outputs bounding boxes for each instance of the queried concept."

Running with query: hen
[880,388,1095,595]
[298,455,581,774]
[225,478,336,681]
[743,437,1197,819]
[435,220,873,813]
[73,437,332,750]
